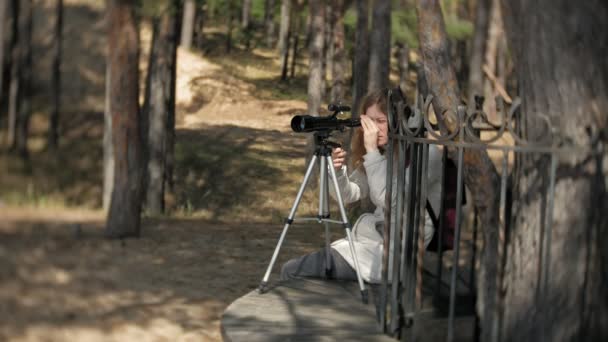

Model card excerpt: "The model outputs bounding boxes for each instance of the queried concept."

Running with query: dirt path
[0,209,331,342]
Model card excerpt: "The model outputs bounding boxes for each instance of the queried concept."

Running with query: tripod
[258,131,369,304]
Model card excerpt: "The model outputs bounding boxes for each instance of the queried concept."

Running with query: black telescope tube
[291,115,361,132]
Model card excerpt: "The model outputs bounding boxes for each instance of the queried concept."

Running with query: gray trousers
[280,248,358,281]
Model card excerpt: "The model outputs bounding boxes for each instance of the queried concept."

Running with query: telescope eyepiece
[328,104,351,112]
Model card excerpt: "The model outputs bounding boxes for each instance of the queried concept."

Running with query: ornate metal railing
[378,89,571,342]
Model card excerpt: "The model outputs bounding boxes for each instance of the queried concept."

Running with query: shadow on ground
[0,215,326,341]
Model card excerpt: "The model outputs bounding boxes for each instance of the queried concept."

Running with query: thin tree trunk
[103,61,113,211]
[329,0,345,103]
[415,2,502,342]
[368,0,391,91]
[143,0,179,216]
[6,0,18,147]
[500,1,608,340]
[106,0,142,238]
[397,42,409,93]
[48,0,63,150]
[180,0,195,49]
[194,5,204,49]
[351,0,369,116]
[0,0,8,115]
[15,0,32,159]
[276,0,290,52]
[307,0,324,116]
[482,0,502,122]
[280,28,290,81]
[242,0,252,29]
[467,0,490,106]
[226,9,233,53]
[290,18,299,78]
[265,0,276,47]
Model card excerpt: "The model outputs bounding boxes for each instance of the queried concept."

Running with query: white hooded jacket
[329,145,443,283]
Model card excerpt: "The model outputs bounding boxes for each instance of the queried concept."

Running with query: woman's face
[364,103,389,147]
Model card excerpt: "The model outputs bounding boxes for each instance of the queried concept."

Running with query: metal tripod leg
[259,155,319,293]
[318,157,333,278]
[326,155,369,304]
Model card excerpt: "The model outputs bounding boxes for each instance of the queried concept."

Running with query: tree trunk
[14,0,32,159]
[415,2,502,342]
[0,0,8,115]
[194,5,204,49]
[226,8,233,53]
[103,62,113,211]
[106,0,142,238]
[264,0,276,47]
[467,0,490,106]
[307,0,324,115]
[6,0,18,147]
[48,0,63,150]
[276,0,290,52]
[482,0,502,122]
[329,0,345,103]
[351,0,369,116]
[180,0,195,49]
[396,42,409,93]
[242,0,252,29]
[280,27,290,81]
[290,17,299,78]
[143,0,179,216]
[368,0,391,92]
[500,1,608,340]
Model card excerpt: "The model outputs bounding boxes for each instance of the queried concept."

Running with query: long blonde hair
[351,88,389,170]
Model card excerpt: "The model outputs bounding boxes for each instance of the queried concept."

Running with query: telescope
[291,104,360,133]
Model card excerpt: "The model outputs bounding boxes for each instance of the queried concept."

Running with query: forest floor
[0,2,346,341]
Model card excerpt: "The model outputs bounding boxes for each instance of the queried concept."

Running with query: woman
[281,89,443,283]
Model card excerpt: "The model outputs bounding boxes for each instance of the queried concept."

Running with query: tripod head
[313,131,341,156]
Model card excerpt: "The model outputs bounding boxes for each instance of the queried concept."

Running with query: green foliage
[443,15,473,40]
[391,8,419,48]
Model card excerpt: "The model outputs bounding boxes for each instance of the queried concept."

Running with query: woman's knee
[280,258,299,280]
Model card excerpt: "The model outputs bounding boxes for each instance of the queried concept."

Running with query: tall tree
[467,0,490,106]
[276,0,291,53]
[105,0,143,238]
[6,0,18,147]
[307,0,324,115]
[48,0,63,150]
[500,1,608,340]
[289,8,299,79]
[415,1,502,341]
[143,0,179,215]
[8,0,32,159]
[0,0,8,114]
[367,0,391,91]
[482,0,502,121]
[396,42,409,93]
[241,0,252,29]
[329,0,345,103]
[264,0,276,47]
[180,0,195,49]
[103,62,113,211]
[351,0,369,116]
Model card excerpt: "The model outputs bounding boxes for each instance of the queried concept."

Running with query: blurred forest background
[0,0,605,341]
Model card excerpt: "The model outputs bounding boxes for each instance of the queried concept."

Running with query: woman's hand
[331,147,347,170]
[361,115,379,153]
